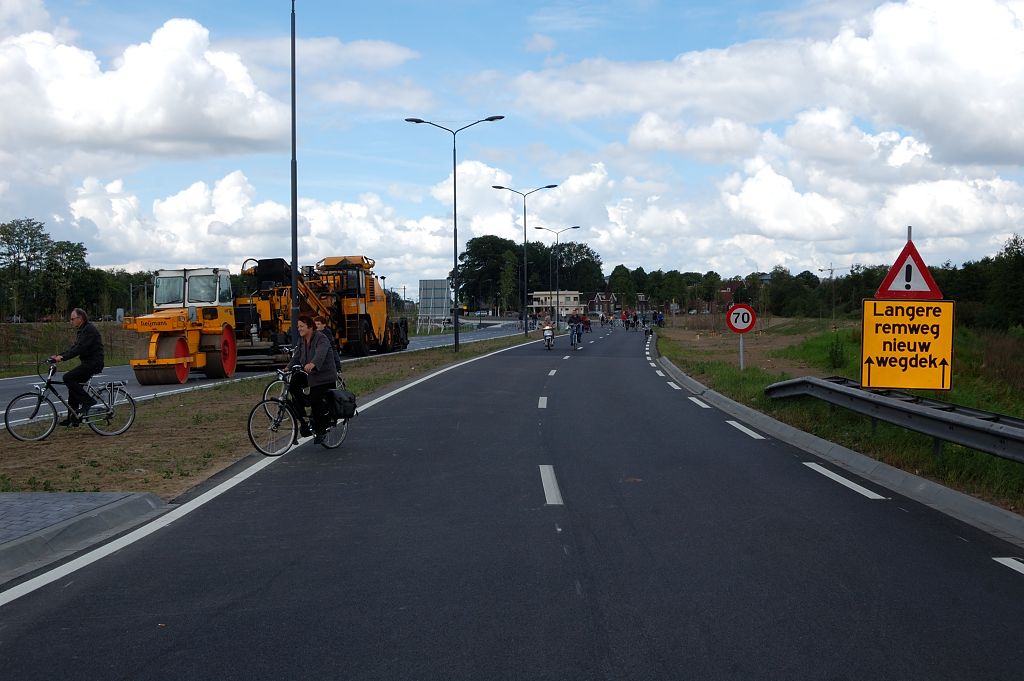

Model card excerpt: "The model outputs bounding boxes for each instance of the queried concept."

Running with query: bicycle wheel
[87,387,137,436]
[262,379,287,416]
[5,393,58,441]
[320,418,348,449]
[248,399,297,457]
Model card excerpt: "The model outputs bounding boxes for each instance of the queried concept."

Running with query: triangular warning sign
[875,240,943,299]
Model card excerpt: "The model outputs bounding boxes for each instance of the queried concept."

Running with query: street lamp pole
[405,115,504,351]
[289,0,300,344]
[492,184,558,337]
[535,225,580,329]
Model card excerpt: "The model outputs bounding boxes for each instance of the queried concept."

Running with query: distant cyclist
[50,308,105,426]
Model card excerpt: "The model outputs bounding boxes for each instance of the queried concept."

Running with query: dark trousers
[288,382,331,434]
[64,364,99,411]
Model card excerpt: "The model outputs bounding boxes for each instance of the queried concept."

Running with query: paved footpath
[0,492,169,585]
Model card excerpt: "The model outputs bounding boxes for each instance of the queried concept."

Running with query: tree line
[5,217,1022,331]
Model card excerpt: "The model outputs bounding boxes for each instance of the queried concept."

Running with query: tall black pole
[521,194,528,336]
[289,0,299,344]
[451,131,459,351]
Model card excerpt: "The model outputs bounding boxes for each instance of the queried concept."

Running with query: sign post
[861,228,954,390]
[726,303,757,370]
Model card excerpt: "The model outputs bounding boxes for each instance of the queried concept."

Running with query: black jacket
[62,321,105,370]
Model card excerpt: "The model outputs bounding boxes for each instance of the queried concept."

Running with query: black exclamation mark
[904,264,913,290]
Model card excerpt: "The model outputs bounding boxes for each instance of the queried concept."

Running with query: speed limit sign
[726,304,757,334]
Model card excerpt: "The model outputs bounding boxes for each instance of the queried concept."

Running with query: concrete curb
[654,343,1024,550]
[0,492,169,584]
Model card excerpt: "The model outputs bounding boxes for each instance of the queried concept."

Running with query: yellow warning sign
[861,300,955,390]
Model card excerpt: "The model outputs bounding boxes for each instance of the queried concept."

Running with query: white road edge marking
[667,382,681,390]
[538,396,548,409]
[803,462,886,500]
[994,557,1024,576]
[548,370,557,376]
[727,420,765,439]
[655,370,665,377]
[0,341,530,608]
[688,397,711,408]
[539,465,564,505]
[649,362,657,367]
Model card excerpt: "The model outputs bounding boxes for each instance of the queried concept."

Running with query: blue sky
[2,0,1023,299]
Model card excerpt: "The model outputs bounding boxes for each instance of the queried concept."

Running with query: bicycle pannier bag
[330,388,358,419]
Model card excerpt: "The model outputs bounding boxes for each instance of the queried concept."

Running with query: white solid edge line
[539,465,564,505]
[688,397,711,408]
[667,382,682,390]
[726,420,765,439]
[538,396,548,409]
[1,341,529,608]
[993,557,1024,576]
[803,462,886,500]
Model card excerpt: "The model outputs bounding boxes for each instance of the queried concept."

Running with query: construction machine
[233,255,409,369]
[122,268,237,385]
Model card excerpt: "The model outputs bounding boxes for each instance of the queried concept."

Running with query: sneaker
[313,431,326,445]
[299,421,313,437]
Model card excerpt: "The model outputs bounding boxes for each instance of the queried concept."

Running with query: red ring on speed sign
[726,303,757,334]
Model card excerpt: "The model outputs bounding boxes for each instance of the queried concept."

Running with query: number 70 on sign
[726,304,757,334]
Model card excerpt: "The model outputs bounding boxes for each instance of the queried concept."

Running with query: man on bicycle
[50,308,104,426]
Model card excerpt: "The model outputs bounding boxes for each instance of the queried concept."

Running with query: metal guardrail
[764,376,1024,464]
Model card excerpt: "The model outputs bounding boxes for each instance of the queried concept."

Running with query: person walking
[50,308,105,427]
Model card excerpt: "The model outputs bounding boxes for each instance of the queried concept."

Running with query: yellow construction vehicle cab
[233,256,408,369]
[122,268,237,385]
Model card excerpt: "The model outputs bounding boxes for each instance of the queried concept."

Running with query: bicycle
[4,360,137,441]
[247,366,349,456]
[262,372,344,416]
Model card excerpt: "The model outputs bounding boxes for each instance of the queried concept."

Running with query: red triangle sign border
[874,240,943,299]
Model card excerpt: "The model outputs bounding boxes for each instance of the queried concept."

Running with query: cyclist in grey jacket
[288,314,338,443]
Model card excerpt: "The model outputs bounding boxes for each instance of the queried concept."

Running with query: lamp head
[544,184,558,189]
[492,185,506,190]
[405,118,424,124]
[484,115,505,122]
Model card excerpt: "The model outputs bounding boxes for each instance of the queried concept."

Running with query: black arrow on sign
[940,358,949,388]
[863,356,874,385]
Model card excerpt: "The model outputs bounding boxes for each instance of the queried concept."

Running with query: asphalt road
[1,327,1023,679]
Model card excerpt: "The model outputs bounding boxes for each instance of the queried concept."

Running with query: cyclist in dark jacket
[51,308,105,426]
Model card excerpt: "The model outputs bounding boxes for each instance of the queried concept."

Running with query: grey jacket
[289,331,338,387]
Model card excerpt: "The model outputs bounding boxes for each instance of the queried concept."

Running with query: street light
[534,225,580,329]
[492,183,558,337]
[405,115,504,351]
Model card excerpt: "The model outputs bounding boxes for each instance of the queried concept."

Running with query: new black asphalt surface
[1,327,1023,679]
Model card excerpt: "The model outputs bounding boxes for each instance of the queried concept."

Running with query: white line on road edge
[688,397,711,408]
[667,382,682,390]
[649,362,657,367]
[539,465,564,505]
[538,396,548,409]
[655,370,665,377]
[727,420,765,439]
[548,370,557,376]
[803,462,886,500]
[0,455,278,607]
[1,341,531,608]
[994,557,1024,576]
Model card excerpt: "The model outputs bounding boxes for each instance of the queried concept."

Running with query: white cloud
[312,78,433,111]
[526,33,556,53]
[0,19,287,154]
[629,113,763,161]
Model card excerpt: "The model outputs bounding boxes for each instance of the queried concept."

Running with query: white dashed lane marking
[727,420,765,439]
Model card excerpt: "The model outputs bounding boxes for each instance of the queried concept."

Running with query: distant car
[6,315,23,323]
[472,311,488,316]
